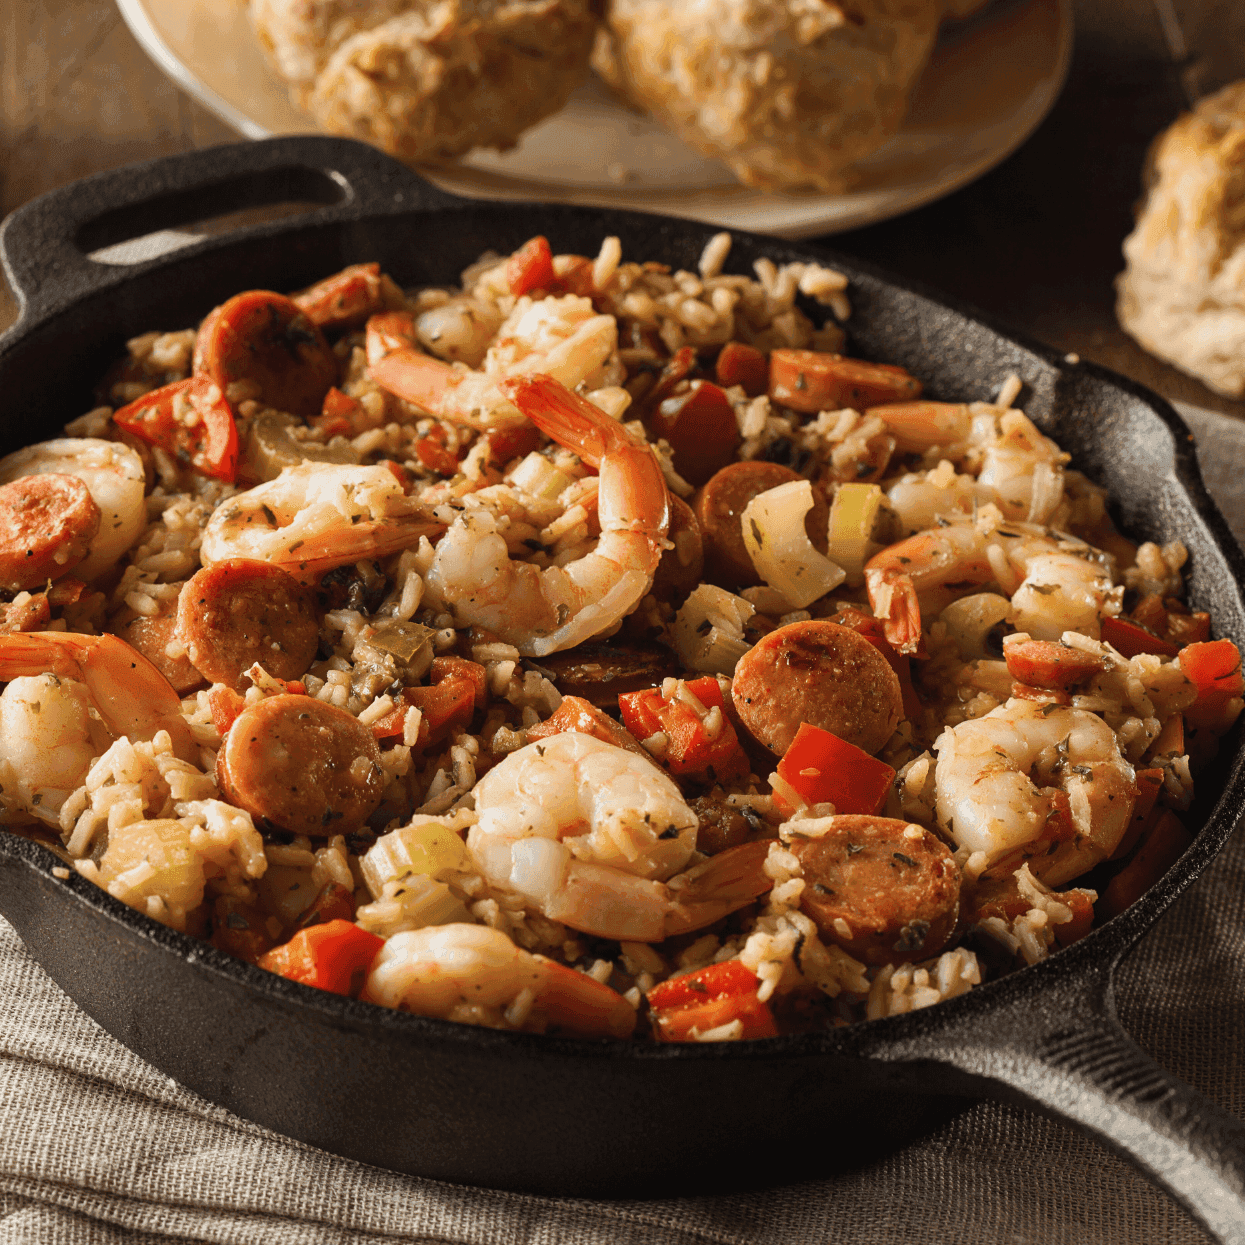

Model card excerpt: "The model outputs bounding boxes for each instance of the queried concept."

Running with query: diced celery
[506,452,575,500]
[826,483,884,587]
[741,480,846,609]
[361,819,468,899]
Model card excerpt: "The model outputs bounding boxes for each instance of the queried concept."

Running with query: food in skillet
[0,238,1239,1042]
[250,0,600,163]
[1117,80,1245,398]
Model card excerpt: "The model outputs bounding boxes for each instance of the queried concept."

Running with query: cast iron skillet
[1,136,1244,1239]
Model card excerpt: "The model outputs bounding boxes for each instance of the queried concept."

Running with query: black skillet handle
[863,944,1245,1243]
[0,136,464,329]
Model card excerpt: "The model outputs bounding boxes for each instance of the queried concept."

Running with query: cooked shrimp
[0,438,146,581]
[0,674,111,826]
[425,375,669,657]
[466,731,772,941]
[0,631,196,824]
[369,294,616,431]
[198,462,445,584]
[934,699,1137,887]
[865,520,1120,654]
[873,404,1068,526]
[363,922,636,1038]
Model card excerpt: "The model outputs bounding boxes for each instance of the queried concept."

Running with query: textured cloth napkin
[2,405,1245,1245]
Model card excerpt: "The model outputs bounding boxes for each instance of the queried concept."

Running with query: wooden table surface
[2,0,1244,422]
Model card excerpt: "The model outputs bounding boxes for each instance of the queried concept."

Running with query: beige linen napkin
[2,407,1245,1244]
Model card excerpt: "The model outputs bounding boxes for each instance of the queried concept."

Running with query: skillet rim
[1,145,1243,1069]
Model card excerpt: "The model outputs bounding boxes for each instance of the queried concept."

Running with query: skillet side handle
[0,135,461,326]
[884,964,1245,1244]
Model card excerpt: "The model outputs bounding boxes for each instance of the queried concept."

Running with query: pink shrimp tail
[501,374,670,551]
[499,373,625,467]
[865,567,923,655]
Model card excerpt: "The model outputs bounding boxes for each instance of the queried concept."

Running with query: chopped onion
[673,584,755,674]
[741,480,845,609]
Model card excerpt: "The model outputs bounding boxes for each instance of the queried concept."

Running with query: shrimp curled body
[0,631,196,824]
[467,731,772,941]
[934,699,1137,887]
[426,375,670,657]
[199,462,445,585]
[865,519,1120,655]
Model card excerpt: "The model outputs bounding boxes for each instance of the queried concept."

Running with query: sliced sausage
[194,290,338,416]
[112,600,206,696]
[650,495,704,605]
[789,815,960,966]
[731,620,902,757]
[177,559,320,691]
[651,380,740,487]
[688,794,757,856]
[217,694,386,837]
[533,640,679,707]
[693,461,828,589]
[0,473,100,591]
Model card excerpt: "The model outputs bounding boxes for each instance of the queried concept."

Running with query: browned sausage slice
[112,601,206,696]
[789,815,960,966]
[731,619,901,756]
[693,461,828,589]
[177,559,320,691]
[193,290,338,416]
[533,641,679,707]
[0,474,100,591]
[217,694,385,837]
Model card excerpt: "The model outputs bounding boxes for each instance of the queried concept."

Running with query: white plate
[117,0,1072,240]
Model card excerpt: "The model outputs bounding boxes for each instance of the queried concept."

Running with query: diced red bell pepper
[371,679,477,745]
[652,380,740,487]
[296,881,357,929]
[1179,639,1244,726]
[310,386,366,438]
[714,341,768,397]
[775,722,895,816]
[207,684,247,736]
[414,434,460,476]
[1110,767,1164,861]
[430,655,488,709]
[506,235,556,296]
[258,919,384,995]
[618,676,749,782]
[113,375,239,482]
[482,422,543,467]
[1100,615,1180,659]
[647,960,777,1041]
[1100,811,1192,921]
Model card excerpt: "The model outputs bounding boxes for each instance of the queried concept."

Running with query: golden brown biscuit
[1116,80,1245,397]
[591,0,944,193]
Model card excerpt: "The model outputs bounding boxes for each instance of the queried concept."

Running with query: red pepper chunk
[371,678,477,745]
[258,920,383,996]
[1179,638,1244,726]
[506,235,556,296]
[775,722,895,816]
[618,676,748,782]
[647,960,778,1041]
[1100,615,1180,659]
[113,375,239,482]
